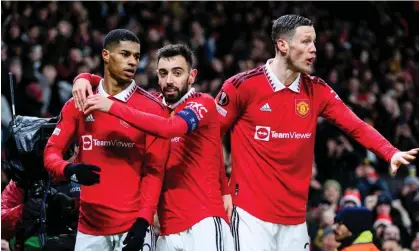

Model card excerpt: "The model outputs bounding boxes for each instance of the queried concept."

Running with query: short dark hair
[103,29,140,50]
[271,15,313,46]
[156,44,194,68]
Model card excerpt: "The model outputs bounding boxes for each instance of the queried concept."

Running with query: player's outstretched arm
[84,94,216,139]
[72,73,102,111]
[319,81,418,174]
[83,94,188,139]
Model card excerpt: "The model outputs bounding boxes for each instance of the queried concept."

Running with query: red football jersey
[215,59,399,225]
[73,73,230,235]
[44,80,169,235]
[73,73,230,197]
[108,88,227,235]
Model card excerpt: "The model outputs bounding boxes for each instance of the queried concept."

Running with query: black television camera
[5,115,77,250]
[6,115,75,187]
[4,73,77,250]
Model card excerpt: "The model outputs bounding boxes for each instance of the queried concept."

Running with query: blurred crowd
[1,1,419,251]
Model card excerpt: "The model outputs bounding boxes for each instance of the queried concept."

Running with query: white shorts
[231,206,310,251]
[74,226,157,251]
[156,217,234,251]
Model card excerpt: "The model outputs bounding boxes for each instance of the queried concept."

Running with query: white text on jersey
[254,126,312,141]
[93,139,135,148]
[271,131,312,139]
[81,135,135,150]
[171,137,181,143]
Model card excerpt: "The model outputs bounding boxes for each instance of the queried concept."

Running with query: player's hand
[73,78,94,111]
[153,213,160,228]
[122,217,149,251]
[64,163,101,185]
[222,194,233,222]
[83,94,114,115]
[153,213,161,236]
[390,148,419,175]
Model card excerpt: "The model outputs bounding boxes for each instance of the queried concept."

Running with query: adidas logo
[70,174,78,183]
[85,114,95,122]
[260,103,272,112]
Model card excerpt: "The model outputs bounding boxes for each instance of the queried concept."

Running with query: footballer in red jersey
[72,44,234,251]
[214,15,418,251]
[44,29,169,251]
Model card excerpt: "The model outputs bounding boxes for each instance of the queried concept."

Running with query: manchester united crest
[295,99,310,118]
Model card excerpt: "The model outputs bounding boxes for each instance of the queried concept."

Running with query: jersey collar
[264,58,301,93]
[97,79,137,102]
[163,87,196,110]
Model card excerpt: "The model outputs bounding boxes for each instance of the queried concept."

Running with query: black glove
[64,163,101,186]
[122,218,149,251]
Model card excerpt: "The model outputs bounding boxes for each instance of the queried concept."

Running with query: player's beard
[163,81,190,104]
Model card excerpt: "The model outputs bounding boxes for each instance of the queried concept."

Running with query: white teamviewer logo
[81,135,135,150]
[254,126,271,141]
[254,126,312,141]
